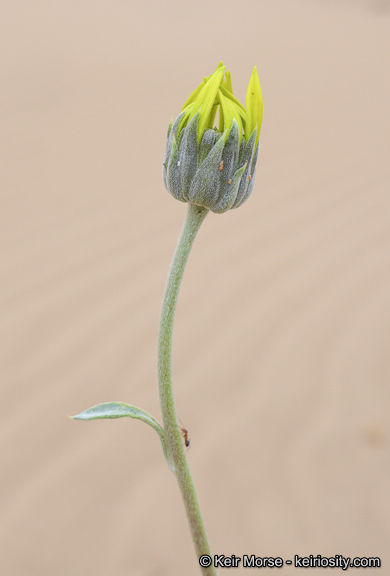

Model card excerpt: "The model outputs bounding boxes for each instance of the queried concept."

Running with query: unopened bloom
[163,62,263,213]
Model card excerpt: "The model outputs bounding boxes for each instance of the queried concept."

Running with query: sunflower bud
[163,62,263,213]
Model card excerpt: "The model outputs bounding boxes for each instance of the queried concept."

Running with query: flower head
[163,62,263,213]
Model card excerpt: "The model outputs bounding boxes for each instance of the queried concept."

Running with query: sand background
[1,1,390,574]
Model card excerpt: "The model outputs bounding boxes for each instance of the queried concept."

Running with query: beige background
[1,1,389,574]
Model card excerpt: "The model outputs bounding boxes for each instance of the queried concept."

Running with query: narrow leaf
[71,402,174,472]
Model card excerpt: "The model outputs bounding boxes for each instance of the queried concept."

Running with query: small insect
[219,161,224,171]
[178,420,190,449]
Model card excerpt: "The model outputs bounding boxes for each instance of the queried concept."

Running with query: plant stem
[158,203,216,576]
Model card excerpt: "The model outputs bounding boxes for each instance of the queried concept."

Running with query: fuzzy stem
[158,203,216,576]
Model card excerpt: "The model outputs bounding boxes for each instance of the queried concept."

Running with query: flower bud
[163,62,263,213]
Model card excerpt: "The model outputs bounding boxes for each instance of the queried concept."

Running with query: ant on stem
[178,420,190,450]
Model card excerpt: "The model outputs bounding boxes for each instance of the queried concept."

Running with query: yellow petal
[245,65,263,147]
[219,85,247,132]
[222,70,233,94]
[190,64,226,142]
[218,89,243,142]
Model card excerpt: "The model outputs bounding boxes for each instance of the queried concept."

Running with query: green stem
[158,203,216,576]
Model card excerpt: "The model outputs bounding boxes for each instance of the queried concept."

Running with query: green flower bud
[163,62,263,213]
